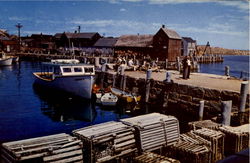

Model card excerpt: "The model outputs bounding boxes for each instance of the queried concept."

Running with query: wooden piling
[198,101,204,121]
[225,66,230,76]
[165,59,168,69]
[112,74,116,88]
[221,100,232,126]
[165,71,172,83]
[145,69,152,103]
[239,81,249,112]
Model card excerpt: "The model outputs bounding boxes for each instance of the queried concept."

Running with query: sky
[0,0,249,50]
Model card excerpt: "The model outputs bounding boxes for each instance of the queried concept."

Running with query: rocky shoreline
[196,46,250,56]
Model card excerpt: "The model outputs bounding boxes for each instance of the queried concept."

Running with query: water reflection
[33,85,97,122]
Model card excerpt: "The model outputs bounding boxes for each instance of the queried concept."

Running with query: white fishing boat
[0,52,13,66]
[0,57,13,66]
[12,56,19,62]
[33,59,95,99]
[101,92,118,106]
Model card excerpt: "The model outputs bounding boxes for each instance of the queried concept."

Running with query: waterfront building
[153,25,182,61]
[93,37,118,56]
[182,37,197,56]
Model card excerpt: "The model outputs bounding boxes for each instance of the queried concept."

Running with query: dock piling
[239,81,249,113]
[198,100,205,121]
[165,71,172,83]
[145,69,152,103]
[221,100,232,126]
[225,66,230,76]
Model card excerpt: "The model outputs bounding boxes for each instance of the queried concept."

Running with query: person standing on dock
[187,56,191,79]
[182,56,188,79]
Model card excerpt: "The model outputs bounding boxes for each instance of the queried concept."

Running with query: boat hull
[0,57,13,66]
[33,74,94,99]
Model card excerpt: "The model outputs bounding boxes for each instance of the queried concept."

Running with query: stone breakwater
[96,71,249,119]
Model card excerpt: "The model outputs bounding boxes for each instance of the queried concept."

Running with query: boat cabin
[35,62,95,81]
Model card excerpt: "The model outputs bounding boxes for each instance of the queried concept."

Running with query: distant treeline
[196,45,250,56]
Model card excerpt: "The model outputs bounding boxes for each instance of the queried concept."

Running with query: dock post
[122,75,127,91]
[239,81,249,112]
[165,71,171,83]
[120,66,125,89]
[100,63,106,89]
[165,59,168,70]
[198,100,204,121]
[176,57,180,72]
[221,100,232,126]
[84,57,87,64]
[145,69,152,103]
[112,74,116,88]
[95,57,100,68]
[225,66,230,76]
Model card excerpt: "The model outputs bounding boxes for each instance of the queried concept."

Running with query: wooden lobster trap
[163,140,211,163]
[134,152,180,163]
[1,133,83,163]
[188,120,222,130]
[218,124,249,156]
[121,113,180,153]
[72,121,137,163]
[192,128,224,162]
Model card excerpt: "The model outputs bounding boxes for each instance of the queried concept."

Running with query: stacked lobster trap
[1,133,83,163]
[72,121,137,163]
[188,120,222,130]
[192,128,225,162]
[218,125,249,156]
[134,152,180,163]
[120,113,180,153]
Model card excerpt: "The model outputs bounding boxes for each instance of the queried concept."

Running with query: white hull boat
[33,59,95,99]
[0,57,13,66]
[101,93,118,106]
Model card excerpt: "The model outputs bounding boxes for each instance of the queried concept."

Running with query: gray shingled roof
[64,32,99,39]
[182,37,196,43]
[115,35,154,47]
[94,37,118,47]
[161,28,181,40]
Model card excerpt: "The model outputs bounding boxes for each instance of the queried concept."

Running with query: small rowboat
[111,88,141,103]
[101,93,118,106]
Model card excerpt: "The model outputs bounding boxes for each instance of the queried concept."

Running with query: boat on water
[33,59,95,99]
[100,92,118,106]
[111,87,141,103]
[0,52,13,66]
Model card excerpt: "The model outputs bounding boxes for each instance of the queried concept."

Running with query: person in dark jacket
[182,56,188,79]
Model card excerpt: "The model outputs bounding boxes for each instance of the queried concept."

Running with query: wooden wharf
[1,133,83,163]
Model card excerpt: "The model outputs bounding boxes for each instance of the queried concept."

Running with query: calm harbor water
[0,55,249,143]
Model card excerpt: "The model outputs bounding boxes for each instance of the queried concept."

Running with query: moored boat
[0,57,13,66]
[33,59,95,99]
[111,87,141,103]
[101,92,118,106]
[0,52,13,66]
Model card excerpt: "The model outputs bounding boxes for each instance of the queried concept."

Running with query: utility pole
[78,26,81,33]
[15,23,23,51]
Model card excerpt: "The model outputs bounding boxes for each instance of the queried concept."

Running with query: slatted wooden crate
[134,152,180,163]
[193,128,224,163]
[163,140,211,163]
[218,124,249,156]
[121,113,180,153]
[72,121,137,163]
[188,120,222,130]
[1,133,83,163]
[180,132,211,148]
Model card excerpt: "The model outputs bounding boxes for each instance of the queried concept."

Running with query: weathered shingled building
[55,32,101,48]
[114,34,154,57]
[114,26,182,62]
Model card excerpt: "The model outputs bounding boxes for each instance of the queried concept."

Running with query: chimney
[162,24,165,28]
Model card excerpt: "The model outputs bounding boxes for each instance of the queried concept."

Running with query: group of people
[182,56,191,79]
